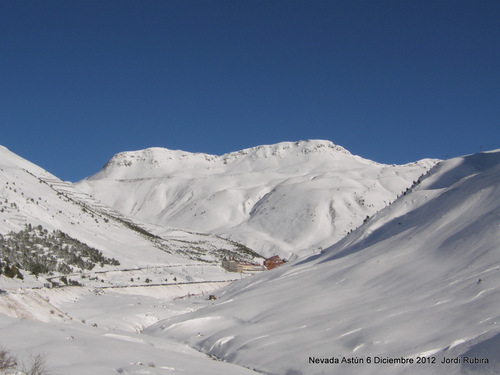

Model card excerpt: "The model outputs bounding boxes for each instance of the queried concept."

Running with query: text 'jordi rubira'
[441,357,489,364]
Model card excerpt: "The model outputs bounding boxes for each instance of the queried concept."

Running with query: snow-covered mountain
[0,145,261,290]
[0,145,266,374]
[76,140,438,258]
[0,144,272,374]
[1,143,498,374]
[145,149,500,375]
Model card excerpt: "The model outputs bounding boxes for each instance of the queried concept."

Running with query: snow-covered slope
[145,150,500,375]
[0,312,258,375]
[77,140,438,258]
[0,145,264,374]
[0,145,261,290]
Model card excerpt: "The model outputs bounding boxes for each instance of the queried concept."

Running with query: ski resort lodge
[221,259,265,273]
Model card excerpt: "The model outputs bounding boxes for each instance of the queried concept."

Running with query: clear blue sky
[1,0,499,181]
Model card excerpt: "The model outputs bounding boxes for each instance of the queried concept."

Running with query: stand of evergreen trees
[0,224,120,278]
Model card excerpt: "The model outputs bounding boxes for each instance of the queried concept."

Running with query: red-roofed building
[264,255,284,270]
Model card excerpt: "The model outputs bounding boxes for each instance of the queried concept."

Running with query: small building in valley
[222,258,265,273]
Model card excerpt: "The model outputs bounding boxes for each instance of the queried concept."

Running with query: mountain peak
[221,140,351,161]
[95,147,218,179]
[91,140,355,180]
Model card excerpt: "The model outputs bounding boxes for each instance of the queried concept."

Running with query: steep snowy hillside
[145,150,500,375]
[1,145,269,374]
[0,145,262,290]
[77,140,438,258]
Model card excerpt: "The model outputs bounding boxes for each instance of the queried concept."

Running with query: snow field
[145,150,500,375]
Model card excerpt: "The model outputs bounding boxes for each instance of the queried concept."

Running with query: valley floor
[0,273,261,375]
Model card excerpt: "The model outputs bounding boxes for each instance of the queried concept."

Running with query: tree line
[0,224,120,278]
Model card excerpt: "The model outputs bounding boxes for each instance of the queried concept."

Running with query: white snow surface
[0,145,260,286]
[0,298,257,375]
[0,145,180,268]
[76,140,438,258]
[2,144,499,375]
[144,149,500,375]
[0,145,258,374]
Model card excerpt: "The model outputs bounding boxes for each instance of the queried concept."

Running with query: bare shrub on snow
[20,353,48,375]
[0,347,17,372]
[0,348,48,375]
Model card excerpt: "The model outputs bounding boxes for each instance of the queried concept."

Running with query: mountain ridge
[92,140,355,179]
[77,139,439,258]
